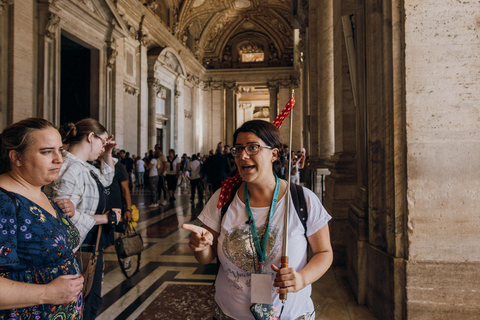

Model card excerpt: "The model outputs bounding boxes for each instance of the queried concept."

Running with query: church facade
[1,0,479,319]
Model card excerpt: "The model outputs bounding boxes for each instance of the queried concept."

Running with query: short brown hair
[0,118,56,174]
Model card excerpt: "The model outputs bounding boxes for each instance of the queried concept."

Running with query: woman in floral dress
[0,118,84,319]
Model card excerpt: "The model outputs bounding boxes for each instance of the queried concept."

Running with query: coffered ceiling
[142,0,294,69]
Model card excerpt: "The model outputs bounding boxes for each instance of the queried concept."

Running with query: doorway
[156,128,164,152]
[60,35,91,125]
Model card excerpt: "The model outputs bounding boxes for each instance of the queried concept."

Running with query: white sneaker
[161,200,168,206]
[148,203,159,208]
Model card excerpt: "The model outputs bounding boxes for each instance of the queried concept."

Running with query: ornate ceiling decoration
[139,0,293,69]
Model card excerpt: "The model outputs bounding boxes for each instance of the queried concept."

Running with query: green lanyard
[244,174,281,266]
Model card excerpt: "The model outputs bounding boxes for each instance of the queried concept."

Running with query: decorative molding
[106,40,118,68]
[0,0,13,15]
[186,74,201,87]
[184,110,193,119]
[203,80,223,90]
[124,82,139,96]
[157,87,167,99]
[45,12,60,40]
[267,80,279,91]
[138,15,149,46]
[291,75,300,88]
[279,79,291,88]
[224,81,238,92]
[174,89,181,98]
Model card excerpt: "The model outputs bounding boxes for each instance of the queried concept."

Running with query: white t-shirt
[148,158,158,177]
[198,186,331,320]
[156,154,167,176]
[189,159,202,180]
[165,156,180,175]
[136,159,145,173]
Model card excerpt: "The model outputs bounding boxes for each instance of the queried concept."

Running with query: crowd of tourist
[118,141,307,207]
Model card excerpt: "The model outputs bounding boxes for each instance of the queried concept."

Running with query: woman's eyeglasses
[94,133,107,146]
[231,144,274,157]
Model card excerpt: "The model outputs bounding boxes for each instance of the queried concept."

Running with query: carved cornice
[0,0,13,15]
[203,80,224,90]
[124,82,139,96]
[45,12,60,40]
[279,79,291,88]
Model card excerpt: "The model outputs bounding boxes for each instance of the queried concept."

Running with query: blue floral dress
[0,190,82,319]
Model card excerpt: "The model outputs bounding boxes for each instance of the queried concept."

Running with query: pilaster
[224,81,238,147]
[10,0,36,121]
[267,80,278,123]
[37,3,61,124]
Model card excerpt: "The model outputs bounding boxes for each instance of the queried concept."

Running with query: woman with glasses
[183,120,333,319]
[45,118,121,320]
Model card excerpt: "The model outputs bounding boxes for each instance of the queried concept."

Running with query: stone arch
[148,47,187,78]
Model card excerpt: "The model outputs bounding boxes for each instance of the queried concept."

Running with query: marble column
[138,43,149,154]
[0,0,12,130]
[224,81,238,146]
[174,78,185,152]
[147,78,161,150]
[347,1,369,305]
[267,80,278,123]
[207,81,225,148]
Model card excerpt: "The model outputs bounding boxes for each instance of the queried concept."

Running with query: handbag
[115,224,143,278]
[75,226,102,298]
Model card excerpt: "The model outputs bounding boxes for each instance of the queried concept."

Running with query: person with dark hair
[120,151,135,191]
[183,120,333,319]
[154,145,168,206]
[189,154,203,202]
[165,149,180,202]
[0,118,84,319]
[45,118,121,320]
[203,145,232,193]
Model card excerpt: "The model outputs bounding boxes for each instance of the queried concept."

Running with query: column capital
[224,81,238,92]
[267,80,279,91]
[0,0,13,15]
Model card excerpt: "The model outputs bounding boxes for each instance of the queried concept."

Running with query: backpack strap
[0,187,19,215]
[220,182,242,220]
[289,183,308,236]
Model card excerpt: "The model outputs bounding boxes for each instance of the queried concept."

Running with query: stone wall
[405,0,480,317]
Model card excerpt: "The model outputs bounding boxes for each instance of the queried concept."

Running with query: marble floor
[97,187,377,320]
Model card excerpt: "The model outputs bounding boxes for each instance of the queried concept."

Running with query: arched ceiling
[141,0,294,69]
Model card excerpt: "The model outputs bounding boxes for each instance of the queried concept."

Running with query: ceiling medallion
[193,0,205,7]
[242,21,255,29]
[234,0,252,9]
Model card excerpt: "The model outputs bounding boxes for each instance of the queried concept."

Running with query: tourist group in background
[0,116,309,319]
